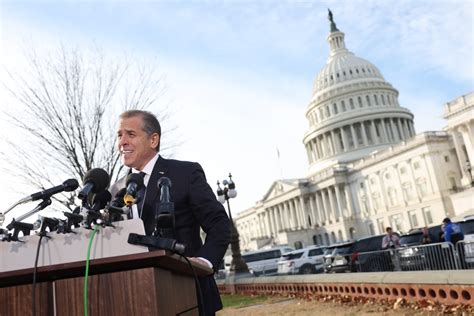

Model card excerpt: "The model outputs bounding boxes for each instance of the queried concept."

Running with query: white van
[240,246,294,276]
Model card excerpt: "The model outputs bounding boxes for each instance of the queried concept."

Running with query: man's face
[117,116,159,170]
[386,229,392,235]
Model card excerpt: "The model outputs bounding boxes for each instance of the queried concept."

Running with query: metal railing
[354,242,468,273]
[456,240,474,269]
[397,242,459,271]
[218,241,474,279]
[353,248,394,272]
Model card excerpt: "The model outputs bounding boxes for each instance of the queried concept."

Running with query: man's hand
[188,257,210,267]
[188,257,214,275]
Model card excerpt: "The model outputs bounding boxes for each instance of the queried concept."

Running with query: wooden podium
[0,250,212,316]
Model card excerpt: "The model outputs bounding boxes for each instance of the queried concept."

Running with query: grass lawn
[221,294,268,308]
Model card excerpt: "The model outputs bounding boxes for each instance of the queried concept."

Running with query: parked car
[397,230,431,271]
[277,245,326,275]
[323,241,355,273]
[351,234,391,272]
[241,246,294,276]
[398,223,464,271]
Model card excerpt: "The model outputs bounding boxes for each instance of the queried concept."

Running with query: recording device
[57,211,83,234]
[1,220,35,242]
[14,179,79,205]
[123,173,145,206]
[36,216,60,235]
[78,168,110,200]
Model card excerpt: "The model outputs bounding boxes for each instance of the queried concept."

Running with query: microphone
[91,190,112,212]
[158,177,172,204]
[107,188,129,222]
[18,179,79,204]
[123,173,145,206]
[111,188,127,208]
[78,168,110,200]
[156,177,174,233]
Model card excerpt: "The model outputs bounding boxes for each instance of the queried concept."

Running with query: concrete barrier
[217,271,474,305]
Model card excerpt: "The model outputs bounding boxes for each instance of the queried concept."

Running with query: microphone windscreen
[83,168,110,193]
[63,178,79,192]
[157,177,172,188]
[92,190,112,209]
[126,173,144,189]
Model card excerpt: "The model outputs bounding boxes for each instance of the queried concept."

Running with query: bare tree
[1,45,176,210]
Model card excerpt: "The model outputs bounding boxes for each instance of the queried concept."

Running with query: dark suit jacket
[110,156,231,315]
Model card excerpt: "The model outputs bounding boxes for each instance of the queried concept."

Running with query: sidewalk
[217,295,474,316]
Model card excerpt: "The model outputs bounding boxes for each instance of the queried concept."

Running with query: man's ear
[151,133,160,150]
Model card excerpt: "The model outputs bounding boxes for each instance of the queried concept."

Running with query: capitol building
[235,13,474,251]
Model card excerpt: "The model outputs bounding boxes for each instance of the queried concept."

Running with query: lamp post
[466,160,474,187]
[216,173,249,274]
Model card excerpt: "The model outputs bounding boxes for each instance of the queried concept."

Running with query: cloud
[0,0,472,215]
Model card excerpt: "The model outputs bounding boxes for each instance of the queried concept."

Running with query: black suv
[351,234,392,272]
[323,241,355,273]
[397,230,434,271]
[397,222,473,271]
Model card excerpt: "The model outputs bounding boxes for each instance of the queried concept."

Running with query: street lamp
[216,173,249,274]
[466,160,474,187]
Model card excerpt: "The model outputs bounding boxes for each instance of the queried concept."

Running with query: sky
[0,0,473,224]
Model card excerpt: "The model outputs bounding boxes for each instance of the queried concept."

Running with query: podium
[0,250,211,315]
[0,218,211,316]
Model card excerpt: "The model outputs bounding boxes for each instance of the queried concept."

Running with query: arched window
[388,188,398,207]
[349,98,354,109]
[416,177,428,197]
[349,227,356,240]
[402,182,414,201]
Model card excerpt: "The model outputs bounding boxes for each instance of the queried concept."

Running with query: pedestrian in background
[382,227,401,271]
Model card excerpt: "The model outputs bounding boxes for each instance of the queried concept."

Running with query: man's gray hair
[120,110,161,151]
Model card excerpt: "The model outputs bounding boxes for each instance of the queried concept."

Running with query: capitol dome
[313,52,385,98]
[303,11,416,175]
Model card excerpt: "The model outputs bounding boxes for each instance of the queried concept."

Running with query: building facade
[235,13,474,252]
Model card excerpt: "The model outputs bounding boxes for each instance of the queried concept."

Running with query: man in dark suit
[110,110,231,315]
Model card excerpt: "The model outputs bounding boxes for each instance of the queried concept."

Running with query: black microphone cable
[32,233,46,316]
[179,255,205,316]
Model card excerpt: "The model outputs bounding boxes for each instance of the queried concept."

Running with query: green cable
[84,225,99,316]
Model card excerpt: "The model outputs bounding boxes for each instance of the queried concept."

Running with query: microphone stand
[0,199,29,226]
[57,211,83,234]
[79,195,104,229]
[2,198,52,242]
